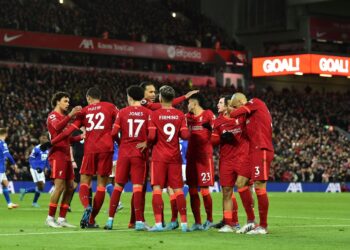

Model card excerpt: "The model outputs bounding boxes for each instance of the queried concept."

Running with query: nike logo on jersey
[3,34,23,43]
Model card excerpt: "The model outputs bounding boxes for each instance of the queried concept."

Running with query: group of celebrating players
[40,81,273,234]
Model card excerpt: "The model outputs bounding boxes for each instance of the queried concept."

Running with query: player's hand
[202,122,213,132]
[220,132,234,143]
[68,106,82,117]
[40,141,52,151]
[185,90,199,99]
[136,141,147,152]
[72,161,78,169]
[13,164,19,173]
[36,168,43,174]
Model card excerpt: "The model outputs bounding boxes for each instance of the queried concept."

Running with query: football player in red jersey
[186,93,215,231]
[230,93,274,235]
[45,92,82,228]
[211,96,254,232]
[127,81,198,229]
[104,85,151,231]
[147,85,190,232]
[50,88,118,229]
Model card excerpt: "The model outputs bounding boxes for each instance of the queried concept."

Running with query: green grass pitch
[0,192,349,250]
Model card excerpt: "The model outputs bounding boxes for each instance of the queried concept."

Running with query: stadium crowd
[0,0,241,50]
[0,65,349,183]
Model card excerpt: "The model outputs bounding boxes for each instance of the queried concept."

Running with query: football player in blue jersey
[20,133,50,207]
[0,128,19,209]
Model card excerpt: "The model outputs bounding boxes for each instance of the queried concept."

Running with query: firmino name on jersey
[129,111,144,116]
[160,115,179,120]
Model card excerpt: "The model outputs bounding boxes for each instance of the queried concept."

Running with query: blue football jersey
[29,145,49,170]
[113,142,119,161]
[179,139,188,165]
[0,140,15,173]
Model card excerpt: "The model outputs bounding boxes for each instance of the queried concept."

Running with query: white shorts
[182,164,186,181]
[0,173,7,182]
[30,168,46,183]
[109,161,117,178]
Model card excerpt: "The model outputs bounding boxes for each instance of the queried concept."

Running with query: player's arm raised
[50,105,82,131]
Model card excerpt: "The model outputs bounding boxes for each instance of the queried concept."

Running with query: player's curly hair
[159,85,175,102]
[127,85,144,101]
[51,92,70,108]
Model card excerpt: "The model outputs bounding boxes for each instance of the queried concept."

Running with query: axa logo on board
[262,58,300,73]
[319,58,349,73]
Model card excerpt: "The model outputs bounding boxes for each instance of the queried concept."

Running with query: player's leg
[32,180,45,207]
[88,152,114,227]
[104,157,129,230]
[168,162,188,232]
[20,168,38,202]
[130,157,148,230]
[186,160,202,230]
[164,187,179,230]
[149,161,165,232]
[106,160,116,198]
[1,175,18,209]
[235,175,256,234]
[246,149,273,235]
[56,161,76,227]
[198,157,215,230]
[46,178,65,227]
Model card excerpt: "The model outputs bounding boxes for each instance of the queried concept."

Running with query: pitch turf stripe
[0,229,130,237]
[12,208,350,221]
[1,224,349,237]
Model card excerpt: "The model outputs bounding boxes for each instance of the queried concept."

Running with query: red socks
[133,186,143,222]
[232,193,239,225]
[79,183,91,208]
[175,190,187,223]
[189,188,201,224]
[48,203,58,217]
[255,188,269,228]
[238,186,255,222]
[90,186,106,224]
[201,188,213,222]
[109,186,123,218]
[59,203,69,218]
[152,189,163,223]
[170,194,178,222]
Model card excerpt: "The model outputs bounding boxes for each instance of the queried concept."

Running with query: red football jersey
[230,98,273,151]
[114,105,151,158]
[148,107,188,163]
[74,102,118,153]
[47,111,71,160]
[212,114,249,163]
[186,109,215,158]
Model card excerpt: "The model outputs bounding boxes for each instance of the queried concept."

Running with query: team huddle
[38,81,273,234]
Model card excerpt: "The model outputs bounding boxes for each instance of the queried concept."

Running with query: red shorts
[49,159,74,180]
[219,161,238,187]
[115,157,147,185]
[80,152,113,177]
[250,148,274,181]
[151,161,183,189]
[186,157,214,187]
